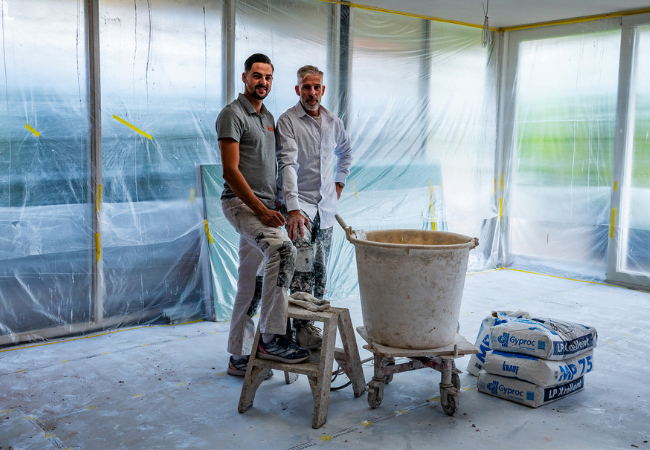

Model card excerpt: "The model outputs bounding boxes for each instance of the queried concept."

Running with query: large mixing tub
[337,216,478,350]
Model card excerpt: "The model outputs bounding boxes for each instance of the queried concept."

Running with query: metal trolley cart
[357,327,478,416]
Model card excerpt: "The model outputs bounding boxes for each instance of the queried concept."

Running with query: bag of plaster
[466,310,530,376]
[477,370,585,408]
[490,317,597,360]
[484,349,594,386]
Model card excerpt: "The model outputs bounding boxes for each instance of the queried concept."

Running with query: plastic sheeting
[622,23,650,274]
[0,0,93,335]
[8,0,648,344]
[506,25,621,281]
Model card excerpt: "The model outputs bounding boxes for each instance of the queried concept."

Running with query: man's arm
[334,121,353,199]
[276,116,310,240]
[220,138,285,227]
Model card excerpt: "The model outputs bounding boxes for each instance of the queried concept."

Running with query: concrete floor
[1,269,649,449]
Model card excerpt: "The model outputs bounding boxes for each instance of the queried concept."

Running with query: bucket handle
[470,237,479,250]
[335,214,354,241]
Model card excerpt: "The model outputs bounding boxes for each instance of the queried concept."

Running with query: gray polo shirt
[216,93,277,209]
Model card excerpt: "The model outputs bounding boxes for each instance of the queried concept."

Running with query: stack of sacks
[466,311,530,377]
[476,316,597,408]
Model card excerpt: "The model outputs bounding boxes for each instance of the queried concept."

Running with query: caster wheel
[452,373,461,390]
[367,381,384,409]
[441,390,459,416]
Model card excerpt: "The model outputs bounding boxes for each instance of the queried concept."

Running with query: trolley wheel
[441,389,459,416]
[367,380,384,409]
[451,373,461,390]
[384,358,395,384]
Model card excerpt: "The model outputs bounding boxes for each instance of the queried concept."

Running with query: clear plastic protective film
[506,24,621,281]
[0,1,93,336]
[1,0,499,341]
[98,0,222,323]
[331,11,498,299]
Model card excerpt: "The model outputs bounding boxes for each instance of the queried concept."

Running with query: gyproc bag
[466,311,530,376]
[490,317,597,360]
[484,349,594,386]
[477,371,584,408]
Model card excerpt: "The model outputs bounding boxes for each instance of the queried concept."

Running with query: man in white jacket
[275,65,353,348]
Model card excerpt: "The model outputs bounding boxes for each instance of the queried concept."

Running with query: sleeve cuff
[285,197,301,212]
[335,173,347,184]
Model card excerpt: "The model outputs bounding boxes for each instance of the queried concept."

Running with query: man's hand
[257,206,286,227]
[286,210,311,241]
[335,182,344,200]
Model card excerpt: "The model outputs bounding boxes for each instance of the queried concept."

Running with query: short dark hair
[245,53,274,72]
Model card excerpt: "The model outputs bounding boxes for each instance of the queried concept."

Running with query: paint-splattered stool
[238,305,366,429]
[357,326,478,416]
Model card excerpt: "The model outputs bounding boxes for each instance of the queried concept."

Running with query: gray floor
[1,269,649,449]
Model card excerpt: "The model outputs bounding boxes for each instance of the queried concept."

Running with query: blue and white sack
[484,350,594,386]
[466,311,530,376]
[490,317,597,360]
[477,371,585,408]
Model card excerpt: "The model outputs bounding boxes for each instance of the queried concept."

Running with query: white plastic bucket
[339,219,478,350]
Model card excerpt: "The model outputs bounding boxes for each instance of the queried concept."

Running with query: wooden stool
[238,305,366,429]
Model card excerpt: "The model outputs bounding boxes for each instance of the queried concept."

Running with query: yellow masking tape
[25,124,40,137]
[133,393,145,398]
[190,188,196,203]
[397,409,408,414]
[610,208,616,238]
[140,344,149,347]
[204,220,214,245]
[176,382,187,387]
[96,184,103,212]
[318,0,494,30]
[351,180,359,200]
[113,114,153,140]
[1,410,13,414]
[319,435,333,442]
[103,351,112,355]
[44,433,56,439]
[499,198,503,220]
[216,372,226,376]
[500,175,504,191]
[60,360,70,364]
[95,232,100,262]
[430,396,440,402]
[429,180,435,231]
[614,181,618,192]
[15,369,26,373]
[84,405,97,410]
[360,420,372,426]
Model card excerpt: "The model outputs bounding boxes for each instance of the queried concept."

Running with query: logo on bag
[497,333,510,347]
[487,381,499,395]
[503,362,519,375]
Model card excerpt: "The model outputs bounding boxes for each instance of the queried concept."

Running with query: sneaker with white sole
[227,355,273,379]
[294,320,323,350]
[258,336,310,364]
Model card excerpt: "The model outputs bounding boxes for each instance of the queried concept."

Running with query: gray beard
[301,99,320,112]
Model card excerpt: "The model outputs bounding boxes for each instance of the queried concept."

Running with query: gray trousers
[221,197,296,355]
[250,209,333,324]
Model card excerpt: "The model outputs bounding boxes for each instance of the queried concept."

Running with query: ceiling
[358,0,650,29]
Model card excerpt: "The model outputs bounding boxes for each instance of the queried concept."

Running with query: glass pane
[510,29,620,280]
[99,0,221,318]
[622,23,650,274]
[0,0,92,334]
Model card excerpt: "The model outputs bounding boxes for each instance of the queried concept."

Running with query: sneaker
[258,336,310,364]
[227,355,273,379]
[294,321,323,350]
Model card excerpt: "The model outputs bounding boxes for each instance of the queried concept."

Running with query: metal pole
[338,2,351,128]
[222,0,236,105]
[85,0,104,325]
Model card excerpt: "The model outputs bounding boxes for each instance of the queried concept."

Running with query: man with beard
[275,65,353,349]
[217,54,310,377]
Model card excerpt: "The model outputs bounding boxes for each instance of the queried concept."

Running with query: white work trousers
[221,197,296,355]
